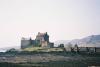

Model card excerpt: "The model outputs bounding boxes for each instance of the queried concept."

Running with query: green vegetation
[23,47,63,52]
[0,59,100,67]
[1,47,100,67]
[0,62,85,67]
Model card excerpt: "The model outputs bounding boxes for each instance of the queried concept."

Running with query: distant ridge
[54,35,100,47]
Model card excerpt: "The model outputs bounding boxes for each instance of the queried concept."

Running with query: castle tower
[35,32,49,47]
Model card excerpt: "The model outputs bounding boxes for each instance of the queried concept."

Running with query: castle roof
[36,32,48,37]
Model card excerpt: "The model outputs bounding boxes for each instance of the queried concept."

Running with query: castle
[21,32,54,49]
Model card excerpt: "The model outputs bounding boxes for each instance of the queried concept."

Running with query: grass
[0,60,99,67]
[23,47,63,52]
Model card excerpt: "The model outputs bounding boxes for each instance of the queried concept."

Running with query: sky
[0,0,100,48]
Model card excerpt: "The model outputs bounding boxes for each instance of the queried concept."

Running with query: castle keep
[21,32,54,49]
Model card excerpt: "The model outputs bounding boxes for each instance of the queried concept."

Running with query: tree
[74,44,79,52]
[67,43,74,52]
[58,44,64,48]
[6,48,18,53]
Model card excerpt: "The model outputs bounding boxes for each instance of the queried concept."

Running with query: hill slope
[55,35,100,47]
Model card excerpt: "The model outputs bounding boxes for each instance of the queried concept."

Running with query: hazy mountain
[54,35,100,47]
[71,35,100,47]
